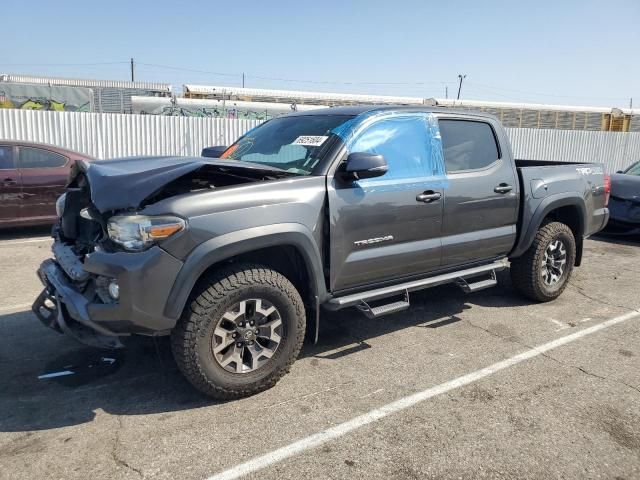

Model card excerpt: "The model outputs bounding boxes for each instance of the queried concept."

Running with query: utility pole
[130,58,135,82]
[456,74,466,100]
[445,85,448,99]
[630,98,633,109]
[242,73,245,88]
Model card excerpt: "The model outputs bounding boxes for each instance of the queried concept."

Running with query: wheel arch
[511,193,587,265]
[163,223,327,321]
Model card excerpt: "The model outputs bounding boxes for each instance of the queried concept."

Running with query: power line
[136,62,240,78]
[1,59,632,104]
[137,62,454,87]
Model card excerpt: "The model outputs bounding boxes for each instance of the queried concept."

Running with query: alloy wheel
[541,239,567,286]
[212,298,283,373]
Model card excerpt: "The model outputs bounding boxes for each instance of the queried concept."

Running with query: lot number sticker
[292,135,329,147]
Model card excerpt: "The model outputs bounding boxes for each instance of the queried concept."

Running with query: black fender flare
[163,223,327,320]
[510,193,587,261]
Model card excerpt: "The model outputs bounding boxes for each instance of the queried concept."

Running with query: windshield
[624,161,640,176]
[221,114,354,175]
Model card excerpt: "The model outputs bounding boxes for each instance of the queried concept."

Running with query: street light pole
[456,74,466,100]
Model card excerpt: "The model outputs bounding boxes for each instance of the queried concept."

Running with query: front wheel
[171,264,306,399]
[510,221,576,302]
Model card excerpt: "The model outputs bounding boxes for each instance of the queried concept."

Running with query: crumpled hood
[80,156,284,212]
[611,173,640,202]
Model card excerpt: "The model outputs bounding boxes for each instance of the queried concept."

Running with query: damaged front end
[33,167,127,348]
[32,156,291,349]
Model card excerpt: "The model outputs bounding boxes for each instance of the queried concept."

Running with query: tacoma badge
[354,235,394,247]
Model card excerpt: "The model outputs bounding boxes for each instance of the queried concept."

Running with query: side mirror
[616,170,623,174]
[201,145,228,158]
[340,152,388,181]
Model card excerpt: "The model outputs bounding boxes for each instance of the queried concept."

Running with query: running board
[357,291,410,319]
[326,259,507,310]
[456,270,497,293]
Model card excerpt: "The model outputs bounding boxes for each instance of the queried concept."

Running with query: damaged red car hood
[77,156,291,213]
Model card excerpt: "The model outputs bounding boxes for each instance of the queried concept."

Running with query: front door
[328,112,446,292]
[0,145,22,224]
[438,118,519,267]
[17,146,70,221]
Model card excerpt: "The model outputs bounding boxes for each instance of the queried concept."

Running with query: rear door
[0,145,22,224]
[438,118,519,266]
[17,146,70,221]
[327,112,445,292]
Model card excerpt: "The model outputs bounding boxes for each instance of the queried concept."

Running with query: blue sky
[1,0,638,107]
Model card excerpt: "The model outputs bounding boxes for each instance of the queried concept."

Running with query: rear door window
[0,146,15,169]
[439,120,500,172]
[18,147,68,168]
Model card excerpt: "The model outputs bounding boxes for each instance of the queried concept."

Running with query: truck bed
[510,158,608,258]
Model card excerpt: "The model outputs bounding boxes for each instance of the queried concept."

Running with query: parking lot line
[206,309,640,480]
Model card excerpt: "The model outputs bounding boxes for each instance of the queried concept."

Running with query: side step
[456,270,497,293]
[327,258,507,311]
[357,291,410,319]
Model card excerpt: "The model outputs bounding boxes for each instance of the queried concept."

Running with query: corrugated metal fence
[0,109,260,159]
[1,109,639,172]
[507,128,640,173]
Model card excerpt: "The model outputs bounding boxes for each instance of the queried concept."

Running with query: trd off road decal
[576,166,604,176]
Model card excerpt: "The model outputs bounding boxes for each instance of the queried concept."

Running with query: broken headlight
[107,215,185,251]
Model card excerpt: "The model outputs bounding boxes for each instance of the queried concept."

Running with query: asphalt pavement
[0,228,638,480]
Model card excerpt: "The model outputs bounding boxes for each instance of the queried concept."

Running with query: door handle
[494,184,513,194]
[416,191,442,203]
[2,178,18,186]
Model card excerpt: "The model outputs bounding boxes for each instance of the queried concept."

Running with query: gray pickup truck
[33,106,610,398]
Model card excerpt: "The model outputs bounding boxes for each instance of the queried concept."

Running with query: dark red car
[0,141,92,227]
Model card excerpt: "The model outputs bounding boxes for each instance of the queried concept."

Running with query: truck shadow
[0,271,528,433]
[590,232,640,247]
[0,225,52,241]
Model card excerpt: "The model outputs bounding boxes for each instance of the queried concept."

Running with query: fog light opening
[108,280,120,300]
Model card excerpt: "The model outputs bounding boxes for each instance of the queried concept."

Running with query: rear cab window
[439,119,500,173]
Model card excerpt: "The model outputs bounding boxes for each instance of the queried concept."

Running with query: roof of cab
[286,104,499,121]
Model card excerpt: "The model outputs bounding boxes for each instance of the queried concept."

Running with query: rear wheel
[510,221,576,302]
[171,264,306,399]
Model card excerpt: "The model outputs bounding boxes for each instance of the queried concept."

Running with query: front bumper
[33,243,184,345]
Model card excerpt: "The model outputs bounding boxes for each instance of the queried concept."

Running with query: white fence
[507,128,640,173]
[0,109,260,159]
[1,109,639,172]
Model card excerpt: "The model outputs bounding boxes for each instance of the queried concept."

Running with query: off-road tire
[510,221,576,302]
[171,264,306,399]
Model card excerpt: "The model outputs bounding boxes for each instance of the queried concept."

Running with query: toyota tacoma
[33,106,610,398]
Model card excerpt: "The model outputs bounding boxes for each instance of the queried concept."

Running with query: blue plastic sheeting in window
[332,111,448,190]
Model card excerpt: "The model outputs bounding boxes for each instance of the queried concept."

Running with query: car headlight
[107,215,185,251]
[55,193,67,217]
